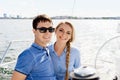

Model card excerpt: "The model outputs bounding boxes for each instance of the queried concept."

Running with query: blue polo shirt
[49,44,81,80]
[15,43,56,80]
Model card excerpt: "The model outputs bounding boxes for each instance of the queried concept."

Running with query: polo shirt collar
[32,43,48,50]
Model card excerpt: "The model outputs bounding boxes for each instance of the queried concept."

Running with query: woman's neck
[54,41,66,56]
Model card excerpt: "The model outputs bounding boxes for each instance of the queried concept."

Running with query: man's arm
[11,71,26,80]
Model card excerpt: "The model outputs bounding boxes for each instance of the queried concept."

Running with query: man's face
[33,21,54,47]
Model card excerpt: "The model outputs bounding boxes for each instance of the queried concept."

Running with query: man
[11,14,56,80]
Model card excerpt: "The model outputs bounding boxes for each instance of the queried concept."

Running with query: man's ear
[32,29,36,33]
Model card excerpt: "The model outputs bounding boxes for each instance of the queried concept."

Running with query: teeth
[44,36,50,39]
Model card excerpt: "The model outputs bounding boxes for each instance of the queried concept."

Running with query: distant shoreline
[0,16,120,20]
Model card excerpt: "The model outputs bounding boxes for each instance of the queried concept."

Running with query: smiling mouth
[60,36,67,40]
[43,36,51,39]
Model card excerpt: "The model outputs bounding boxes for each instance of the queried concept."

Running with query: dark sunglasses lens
[48,27,55,33]
[39,27,47,33]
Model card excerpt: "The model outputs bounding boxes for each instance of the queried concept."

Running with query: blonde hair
[56,21,75,80]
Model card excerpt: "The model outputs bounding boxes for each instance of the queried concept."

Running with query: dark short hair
[32,14,52,29]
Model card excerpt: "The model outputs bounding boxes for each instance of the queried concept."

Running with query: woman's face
[55,23,72,44]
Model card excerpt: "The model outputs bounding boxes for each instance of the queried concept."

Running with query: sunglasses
[36,27,55,33]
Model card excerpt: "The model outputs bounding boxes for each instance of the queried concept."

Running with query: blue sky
[0,0,120,17]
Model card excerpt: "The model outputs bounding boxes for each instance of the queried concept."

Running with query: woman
[49,21,81,80]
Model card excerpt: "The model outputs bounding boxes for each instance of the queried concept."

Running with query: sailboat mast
[71,0,76,16]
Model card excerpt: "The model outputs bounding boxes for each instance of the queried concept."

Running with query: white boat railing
[94,35,120,79]
[0,40,33,79]
[0,41,12,64]
[0,40,33,67]
[95,35,120,68]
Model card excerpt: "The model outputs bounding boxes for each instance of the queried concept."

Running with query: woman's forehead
[58,24,72,30]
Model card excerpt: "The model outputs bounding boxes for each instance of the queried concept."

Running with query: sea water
[0,19,120,79]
